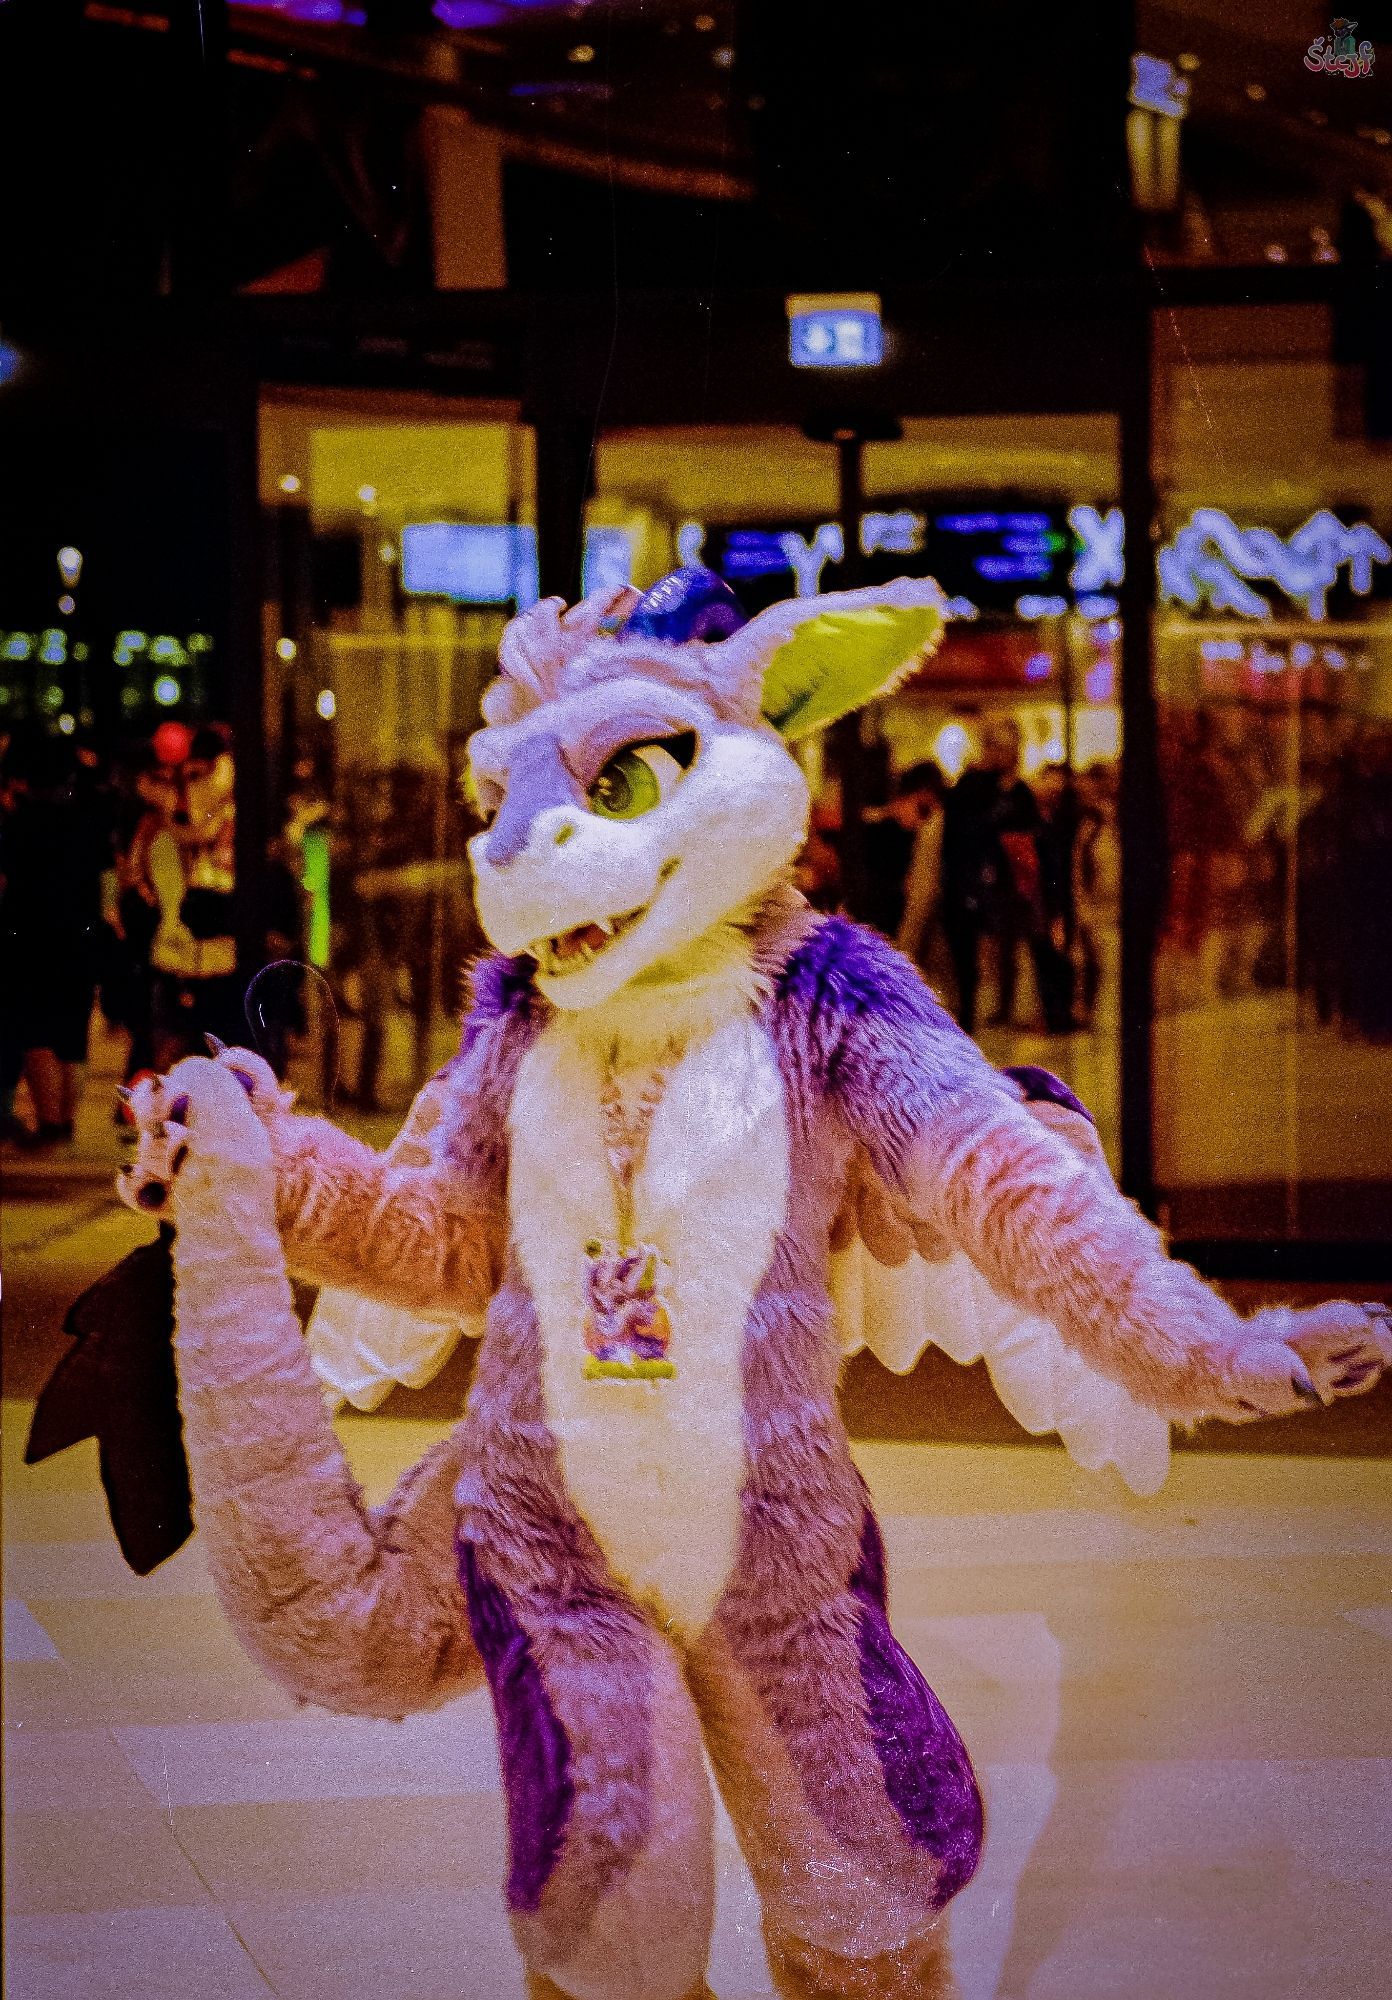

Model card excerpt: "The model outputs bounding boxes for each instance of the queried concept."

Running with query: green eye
[587,739,691,820]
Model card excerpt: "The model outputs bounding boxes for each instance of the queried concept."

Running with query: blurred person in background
[1073,759,1121,1029]
[339,766,408,1113]
[1295,713,1351,1030]
[337,763,448,1112]
[940,716,1041,1032]
[892,761,948,970]
[862,760,946,943]
[1231,712,1290,996]
[1160,707,1247,1008]
[107,748,179,1084]
[792,790,844,911]
[1343,722,1392,1042]
[0,727,113,1146]
[147,725,242,1067]
[1031,761,1083,1034]
[791,822,843,911]
[1201,706,1265,1001]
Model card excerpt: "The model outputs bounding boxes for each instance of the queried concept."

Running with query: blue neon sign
[721,530,792,578]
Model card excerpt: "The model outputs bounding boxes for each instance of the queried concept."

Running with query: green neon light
[301,825,331,970]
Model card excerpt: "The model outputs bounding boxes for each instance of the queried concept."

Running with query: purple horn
[619,565,748,644]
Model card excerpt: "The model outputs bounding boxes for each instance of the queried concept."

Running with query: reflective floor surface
[5,1394,1390,2000]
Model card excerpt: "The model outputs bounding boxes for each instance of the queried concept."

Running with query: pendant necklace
[582,1041,680,1382]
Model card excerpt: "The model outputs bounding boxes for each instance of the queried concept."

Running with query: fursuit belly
[508,1007,789,1633]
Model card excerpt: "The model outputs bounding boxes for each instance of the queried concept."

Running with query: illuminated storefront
[235,286,1391,1264]
[3,274,1387,1264]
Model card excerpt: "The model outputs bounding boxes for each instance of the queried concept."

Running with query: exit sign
[786,293,884,368]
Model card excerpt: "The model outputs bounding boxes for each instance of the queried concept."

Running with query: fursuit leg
[687,1508,979,2000]
[761,1924,958,2000]
[462,1542,716,2000]
[527,1983,715,2000]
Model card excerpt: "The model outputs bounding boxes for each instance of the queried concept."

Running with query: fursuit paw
[117,1055,276,1223]
[1287,1300,1391,1403]
[199,1039,295,1121]
[1216,1303,1389,1423]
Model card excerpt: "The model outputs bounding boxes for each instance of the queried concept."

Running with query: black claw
[1334,1365,1375,1390]
[228,1066,257,1096]
[1291,1368,1322,1405]
[135,1181,168,1212]
[170,1144,189,1176]
[169,1094,190,1124]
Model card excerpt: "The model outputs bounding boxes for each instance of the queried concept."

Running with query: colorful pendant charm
[582,1239,676,1380]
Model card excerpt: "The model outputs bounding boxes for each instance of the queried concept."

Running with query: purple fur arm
[902,1104,1249,1418]
[267,1110,498,1315]
[261,954,535,1313]
[780,921,1255,1421]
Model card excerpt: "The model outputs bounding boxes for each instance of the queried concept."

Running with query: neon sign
[722,530,792,579]
[1159,508,1391,620]
[385,505,1389,624]
[1129,54,1189,118]
[228,2,366,20]
[861,510,924,555]
[1068,506,1125,593]
[779,526,845,596]
[936,512,1051,534]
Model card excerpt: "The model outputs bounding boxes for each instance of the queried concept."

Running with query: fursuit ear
[727,578,947,741]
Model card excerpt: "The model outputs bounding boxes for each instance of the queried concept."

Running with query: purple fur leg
[850,1512,984,1905]
[460,1541,573,1913]
[462,1533,715,2000]
[458,1280,718,1997]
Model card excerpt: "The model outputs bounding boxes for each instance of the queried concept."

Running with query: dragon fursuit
[120,569,1389,2000]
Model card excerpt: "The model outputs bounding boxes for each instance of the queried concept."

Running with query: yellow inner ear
[761,602,944,741]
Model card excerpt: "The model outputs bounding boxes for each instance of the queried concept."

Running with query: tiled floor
[5,1392,1390,1999]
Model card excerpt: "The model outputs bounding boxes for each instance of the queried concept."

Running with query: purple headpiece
[619,566,748,645]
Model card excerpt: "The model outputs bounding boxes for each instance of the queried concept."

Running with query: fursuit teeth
[530,858,681,978]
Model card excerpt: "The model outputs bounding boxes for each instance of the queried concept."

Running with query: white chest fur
[508,1004,790,1635]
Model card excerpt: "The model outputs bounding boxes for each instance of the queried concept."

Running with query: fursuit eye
[587,740,689,821]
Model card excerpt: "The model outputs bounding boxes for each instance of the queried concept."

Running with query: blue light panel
[787,294,883,369]
[401,524,538,604]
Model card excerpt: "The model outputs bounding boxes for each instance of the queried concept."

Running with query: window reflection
[1152,306,1392,1239]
